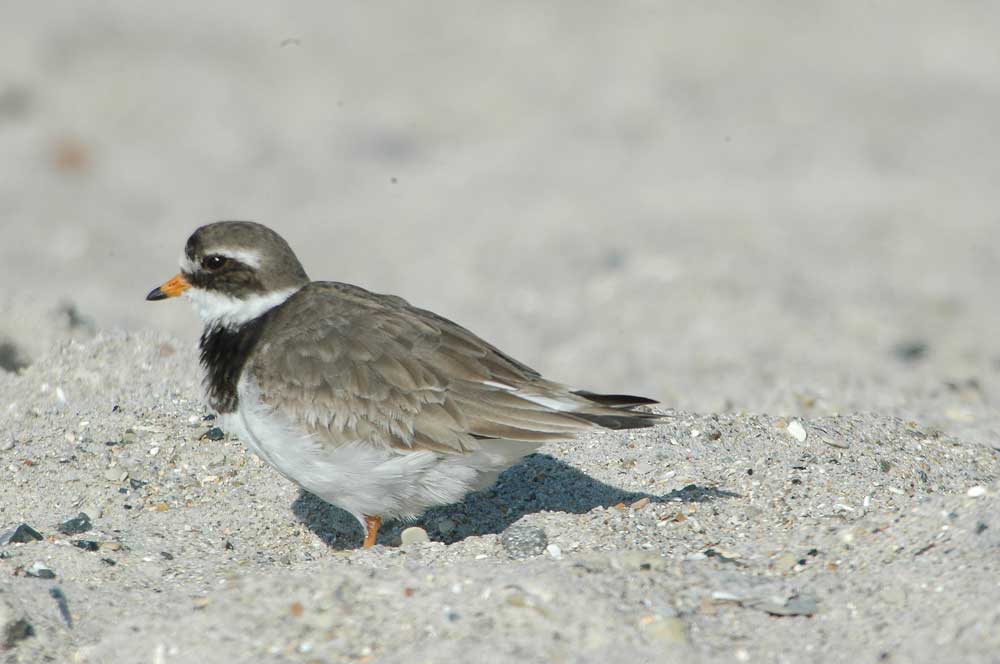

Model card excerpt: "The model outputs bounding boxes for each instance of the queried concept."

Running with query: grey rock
[500,523,548,559]
[27,561,56,579]
[201,427,225,441]
[0,523,43,545]
[57,512,92,535]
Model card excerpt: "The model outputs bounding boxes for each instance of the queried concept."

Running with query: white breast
[230,375,543,527]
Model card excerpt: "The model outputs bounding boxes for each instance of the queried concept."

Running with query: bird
[146,221,661,547]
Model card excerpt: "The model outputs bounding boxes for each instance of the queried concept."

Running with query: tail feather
[572,389,659,408]
[572,411,661,430]
[569,389,662,430]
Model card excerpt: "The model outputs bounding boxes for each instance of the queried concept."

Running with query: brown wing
[248,282,658,454]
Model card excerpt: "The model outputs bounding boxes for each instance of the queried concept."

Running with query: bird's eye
[202,255,227,270]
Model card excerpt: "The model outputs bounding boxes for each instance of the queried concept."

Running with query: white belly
[225,376,540,526]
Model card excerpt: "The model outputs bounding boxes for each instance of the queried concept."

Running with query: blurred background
[1,1,998,441]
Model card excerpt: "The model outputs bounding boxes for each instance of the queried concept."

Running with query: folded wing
[249,282,661,454]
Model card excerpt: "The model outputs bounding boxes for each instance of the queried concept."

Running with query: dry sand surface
[2,2,1000,663]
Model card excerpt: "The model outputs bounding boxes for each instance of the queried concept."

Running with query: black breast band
[199,313,272,413]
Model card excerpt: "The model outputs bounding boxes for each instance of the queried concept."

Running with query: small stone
[201,427,225,441]
[967,486,987,498]
[104,468,122,482]
[436,519,456,535]
[0,596,33,649]
[630,497,651,510]
[73,540,100,552]
[57,513,92,535]
[546,544,562,559]
[400,527,430,546]
[786,421,807,443]
[500,523,548,559]
[0,524,43,545]
[27,562,55,579]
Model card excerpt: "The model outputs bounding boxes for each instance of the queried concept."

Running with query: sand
[2,2,999,662]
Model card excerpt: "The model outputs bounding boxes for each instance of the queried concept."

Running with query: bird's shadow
[291,453,738,550]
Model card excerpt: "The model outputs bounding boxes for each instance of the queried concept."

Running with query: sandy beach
[2,3,999,662]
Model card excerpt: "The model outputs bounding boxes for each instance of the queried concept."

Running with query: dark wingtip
[145,287,167,301]
[572,390,659,407]
[574,412,663,430]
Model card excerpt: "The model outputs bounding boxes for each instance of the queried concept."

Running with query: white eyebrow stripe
[176,248,263,272]
[216,248,262,269]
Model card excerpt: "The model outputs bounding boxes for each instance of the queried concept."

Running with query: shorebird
[147,221,660,547]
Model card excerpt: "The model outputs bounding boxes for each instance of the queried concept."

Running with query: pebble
[400,527,430,545]
[545,544,562,559]
[57,513,93,535]
[966,486,987,498]
[73,540,100,552]
[0,523,43,545]
[500,523,548,559]
[0,596,33,649]
[201,427,225,441]
[786,421,807,443]
[630,497,651,510]
[27,562,56,579]
[436,518,456,535]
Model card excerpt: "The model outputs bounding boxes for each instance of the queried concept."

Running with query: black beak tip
[146,287,167,301]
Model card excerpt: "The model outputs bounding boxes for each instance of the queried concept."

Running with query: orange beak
[146,274,190,301]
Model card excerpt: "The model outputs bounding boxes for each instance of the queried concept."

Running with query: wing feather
[248,282,659,454]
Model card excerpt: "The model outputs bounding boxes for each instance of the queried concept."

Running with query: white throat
[185,286,299,328]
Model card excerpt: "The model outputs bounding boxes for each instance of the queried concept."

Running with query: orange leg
[363,515,382,548]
